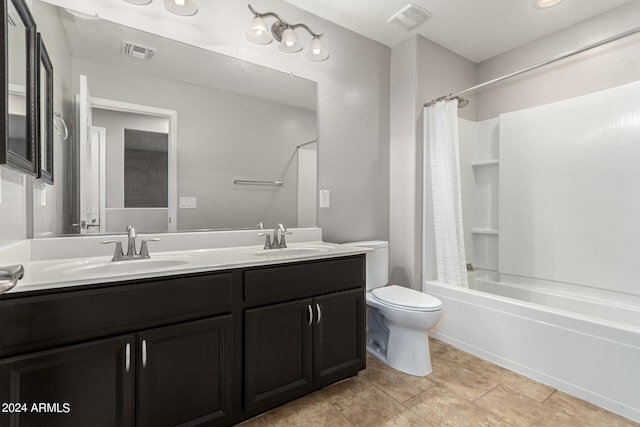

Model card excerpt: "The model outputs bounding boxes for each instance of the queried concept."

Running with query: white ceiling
[285,0,632,63]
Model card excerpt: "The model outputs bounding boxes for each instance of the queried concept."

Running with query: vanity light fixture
[246,4,329,62]
[533,0,565,8]
[123,0,198,17]
[163,0,198,16]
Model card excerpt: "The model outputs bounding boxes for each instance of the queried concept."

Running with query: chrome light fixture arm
[248,4,323,39]
[247,4,328,61]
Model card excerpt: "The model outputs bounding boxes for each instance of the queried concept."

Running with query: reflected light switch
[179,196,197,209]
[319,190,330,208]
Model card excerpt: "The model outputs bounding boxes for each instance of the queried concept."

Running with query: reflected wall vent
[121,41,156,60]
[387,4,432,31]
[7,10,19,27]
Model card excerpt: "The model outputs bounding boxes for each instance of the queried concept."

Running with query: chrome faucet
[101,225,160,261]
[258,223,292,249]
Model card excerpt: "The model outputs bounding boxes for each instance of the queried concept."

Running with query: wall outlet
[179,196,197,209]
[319,190,330,208]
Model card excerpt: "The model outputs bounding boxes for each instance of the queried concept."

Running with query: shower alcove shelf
[470,158,499,271]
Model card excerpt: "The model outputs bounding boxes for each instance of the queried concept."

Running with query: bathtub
[424,271,640,423]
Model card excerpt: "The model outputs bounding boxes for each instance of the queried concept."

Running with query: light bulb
[279,27,302,53]
[306,37,328,61]
[174,0,185,5]
[246,16,272,44]
[533,0,564,8]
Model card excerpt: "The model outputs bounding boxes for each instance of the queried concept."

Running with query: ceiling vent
[121,41,156,60]
[387,4,432,32]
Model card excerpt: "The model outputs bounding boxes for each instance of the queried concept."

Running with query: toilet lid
[372,285,442,311]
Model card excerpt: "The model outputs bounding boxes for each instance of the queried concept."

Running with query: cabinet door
[245,299,313,412]
[0,334,135,427]
[136,316,233,427]
[314,288,366,386]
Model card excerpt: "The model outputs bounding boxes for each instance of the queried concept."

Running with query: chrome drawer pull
[316,304,322,324]
[308,305,313,326]
[142,340,147,368]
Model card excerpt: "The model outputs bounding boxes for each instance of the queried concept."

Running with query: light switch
[319,190,330,208]
[179,196,197,209]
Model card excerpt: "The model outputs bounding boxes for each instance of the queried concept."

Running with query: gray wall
[476,1,640,120]
[389,35,477,289]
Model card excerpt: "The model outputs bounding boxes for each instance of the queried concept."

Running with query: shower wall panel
[499,80,640,296]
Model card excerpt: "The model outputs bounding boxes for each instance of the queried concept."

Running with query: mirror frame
[36,32,52,183]
[1,0,38,176]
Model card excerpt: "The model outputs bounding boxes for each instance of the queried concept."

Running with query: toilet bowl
[346,241,442,376]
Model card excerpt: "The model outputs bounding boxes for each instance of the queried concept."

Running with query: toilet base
[366,329,433,377]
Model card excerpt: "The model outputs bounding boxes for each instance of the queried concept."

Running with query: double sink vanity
[0,227,368,426]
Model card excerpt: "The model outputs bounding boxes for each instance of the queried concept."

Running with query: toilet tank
[345,241,388,291]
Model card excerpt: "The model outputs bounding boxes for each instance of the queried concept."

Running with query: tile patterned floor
[239,339,639,426]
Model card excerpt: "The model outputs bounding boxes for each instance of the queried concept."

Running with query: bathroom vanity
[0,243,366,426]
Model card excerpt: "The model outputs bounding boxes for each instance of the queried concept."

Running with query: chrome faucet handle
[279,231,293,248]
[0,264,24,295]
[126,225,136,238]
[101,240,124,261]
[258,232,272,249]
[139,238,160,259]
[257,222,264,230]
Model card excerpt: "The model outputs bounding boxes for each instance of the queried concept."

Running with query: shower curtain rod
[424,25,640,107]
[296,139,317,148]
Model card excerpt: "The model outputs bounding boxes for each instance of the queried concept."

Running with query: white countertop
[8,241,368,294]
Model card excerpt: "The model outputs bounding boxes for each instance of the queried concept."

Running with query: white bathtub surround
[424,101,468,287]
[423,81,640,423]
[499,81,640,295]
[425,278,640,423]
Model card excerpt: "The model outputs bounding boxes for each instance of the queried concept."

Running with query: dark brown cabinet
[136,316,234,427]
[0,334,135,427]
[245,299,314,411]
[244,258,366,413]
[0,255,366,426]
[0,316,234,427]
[313,288,365,386]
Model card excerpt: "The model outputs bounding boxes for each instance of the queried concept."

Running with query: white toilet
[347,241,442,376]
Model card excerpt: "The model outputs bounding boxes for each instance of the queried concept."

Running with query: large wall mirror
[31,0,318,237]
[2,0,38,176]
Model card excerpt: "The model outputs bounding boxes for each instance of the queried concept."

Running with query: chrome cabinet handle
[125,343,131,372]
[308,305,313,326]
[316,304,322,324]
[142,340,147,368]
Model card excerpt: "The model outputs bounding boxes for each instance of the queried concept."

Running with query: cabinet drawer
[244,255,365,306]
[0,272,233,358]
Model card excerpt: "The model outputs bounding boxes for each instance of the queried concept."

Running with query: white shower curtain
[424,101,468,287]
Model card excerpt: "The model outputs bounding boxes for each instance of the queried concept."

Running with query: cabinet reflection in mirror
[30,0,318,237]
[2,0,38,175]
[37,33,53,184]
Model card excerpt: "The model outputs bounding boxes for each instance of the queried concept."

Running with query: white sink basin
[43,256,200,276]
[250,244,334,257]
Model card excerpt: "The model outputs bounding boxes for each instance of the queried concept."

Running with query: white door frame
[90,126,107,234]
[90,97,178,231]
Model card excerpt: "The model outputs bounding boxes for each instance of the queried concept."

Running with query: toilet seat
[371,285,442,312]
